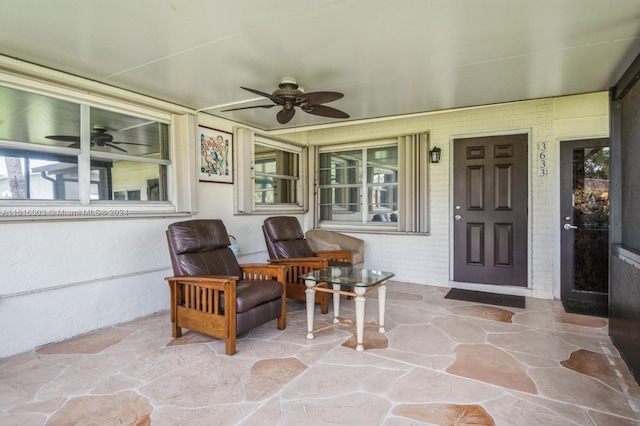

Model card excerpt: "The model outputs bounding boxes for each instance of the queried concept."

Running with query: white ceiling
[1,0,639,131]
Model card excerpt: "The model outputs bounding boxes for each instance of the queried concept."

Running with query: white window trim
[234,127,307,214]
[0,58,197,221]
[313,133,430,234]
[316,140,398,231]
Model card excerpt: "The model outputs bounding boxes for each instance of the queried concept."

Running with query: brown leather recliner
[262,216,354,314]
[166,219,287,355]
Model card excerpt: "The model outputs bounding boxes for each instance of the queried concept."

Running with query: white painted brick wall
[308,93,608,299]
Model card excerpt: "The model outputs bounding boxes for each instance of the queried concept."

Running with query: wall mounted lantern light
[429,146,441,163]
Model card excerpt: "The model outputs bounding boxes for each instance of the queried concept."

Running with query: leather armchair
[305,229,365,268]
[166,219,287,355]
[262,216,354,314]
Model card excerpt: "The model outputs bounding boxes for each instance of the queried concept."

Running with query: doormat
[445,288,525,309]
[562,300,608,318]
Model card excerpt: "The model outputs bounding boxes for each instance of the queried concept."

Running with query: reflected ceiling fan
[45,128,150,153]
[222,78,349,124]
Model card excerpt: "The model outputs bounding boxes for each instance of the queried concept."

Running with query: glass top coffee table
[299,267,395,352]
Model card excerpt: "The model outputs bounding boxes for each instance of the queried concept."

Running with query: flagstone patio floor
[2,282,639,425]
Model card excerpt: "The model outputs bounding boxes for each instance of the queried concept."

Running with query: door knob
[563,223,578,230]
[454,215,466,221]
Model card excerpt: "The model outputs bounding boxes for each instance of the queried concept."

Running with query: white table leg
[305,279,316,340]
[378,283,387,333]
[354,287,366,352]
[332,283,341,323]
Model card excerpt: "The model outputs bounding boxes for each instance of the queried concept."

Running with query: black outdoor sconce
[429,146,441,163]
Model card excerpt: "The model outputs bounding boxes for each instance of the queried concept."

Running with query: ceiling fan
[45,128,150,153]
[222,78,349,124]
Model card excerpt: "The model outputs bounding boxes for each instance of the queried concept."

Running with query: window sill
[0,204,192,222]
[317,223,431,236]
[236,204,307,215]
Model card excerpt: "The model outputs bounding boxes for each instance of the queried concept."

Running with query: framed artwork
[199,126,233,183]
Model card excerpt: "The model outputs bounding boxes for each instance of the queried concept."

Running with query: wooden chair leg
[278,295,287,330]
[172,322,181,338]
[225,336,236,355]
[320,293,329,314]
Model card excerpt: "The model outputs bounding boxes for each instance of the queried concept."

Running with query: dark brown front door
[453,134,528,286]
[560,139,609,316]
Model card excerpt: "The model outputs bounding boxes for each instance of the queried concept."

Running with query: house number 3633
[538,142,548,177]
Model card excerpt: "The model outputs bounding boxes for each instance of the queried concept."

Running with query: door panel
[467,166,484,209]
[453,134,528,286]
[467,223,485,265]
[495,223,513,266]
[560,139,609,315]
[495,164,513,209]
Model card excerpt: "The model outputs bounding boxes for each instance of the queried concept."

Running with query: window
[319,143,398,225]
[113,189,142,201]
[315,133,429,233]
[0,79,190,219]
[147,178,160,201]
[254,139,300,205]
[234,128,306,214]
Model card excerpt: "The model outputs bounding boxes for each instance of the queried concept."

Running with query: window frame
[0,62,196,221]
[312,133,430,234]
[234,128,307,215]
[316,139,399,231]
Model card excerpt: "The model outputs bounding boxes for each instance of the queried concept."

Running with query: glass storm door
[560,139,609,316]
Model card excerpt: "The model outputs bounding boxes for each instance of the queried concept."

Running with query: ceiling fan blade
[301,91,344,105]
[46,135,80,142]
[110,141,151,146]
[303,104,349,119]
[277,108,296,124]
[221,104,276,112]
[104,143,128,153]
[233,81,348,124]
[240,87,284,105]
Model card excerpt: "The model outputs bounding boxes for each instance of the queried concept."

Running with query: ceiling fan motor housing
[274,79,304,101]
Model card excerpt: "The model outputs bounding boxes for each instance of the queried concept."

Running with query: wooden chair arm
[165,275,238,290]
[268,257,329,267]
[239,263,287,285]
[314,249,353,264]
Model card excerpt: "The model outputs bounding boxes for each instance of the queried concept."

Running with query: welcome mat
[445,288,526,309]
[562,300,608,318]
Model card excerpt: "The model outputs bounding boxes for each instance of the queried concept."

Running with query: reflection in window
[147,178,160,201]
[108,160,167,202]
[0,150,168,202]
[89,107,168,202]
[319,145,398,225]
[573,147,609,230]
[0,150,145,201]
[234,128,306,214]
[0,84,170,204]
[254,142,300,205]
[0,151,80,200]
[571,146,609,293]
